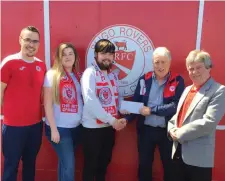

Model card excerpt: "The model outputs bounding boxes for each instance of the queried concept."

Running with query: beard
[96,60,112,70]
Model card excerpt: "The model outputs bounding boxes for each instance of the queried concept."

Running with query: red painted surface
[201,2,225,181]
[1,1,225,181]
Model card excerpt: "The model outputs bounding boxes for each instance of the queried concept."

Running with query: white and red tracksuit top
[81,61,122,128]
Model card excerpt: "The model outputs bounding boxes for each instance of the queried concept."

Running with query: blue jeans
[2,121,43,181]
[45,124,81,181]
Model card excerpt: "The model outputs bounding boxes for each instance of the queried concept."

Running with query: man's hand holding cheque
[139,106,151,116]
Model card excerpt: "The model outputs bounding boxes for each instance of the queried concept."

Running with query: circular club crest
[62,84,76,103]
[86,24,154,97]
[99,87,112,105]
[169,86,175,92]
[36,66,41,72]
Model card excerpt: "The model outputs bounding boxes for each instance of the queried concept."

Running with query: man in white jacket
[81,39,127,181]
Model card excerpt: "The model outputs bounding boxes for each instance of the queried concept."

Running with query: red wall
[201,2,225,180]
[1,1,225,181]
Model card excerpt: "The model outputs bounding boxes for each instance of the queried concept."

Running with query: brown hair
[21,26,40,37]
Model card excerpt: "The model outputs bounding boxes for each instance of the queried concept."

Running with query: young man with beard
[81,39,127,181]
[1,26,46,181]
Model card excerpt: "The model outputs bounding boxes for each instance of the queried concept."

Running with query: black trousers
[138,125,174,181]
[173,144,212,181]
[82,126,115,181]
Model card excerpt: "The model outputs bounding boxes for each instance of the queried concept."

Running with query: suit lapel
[183,90,205,122]
[182,78,214,123]
[176,86,191,117]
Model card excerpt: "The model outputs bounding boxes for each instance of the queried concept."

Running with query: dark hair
[94,39,115,54]
[21,26,40,37]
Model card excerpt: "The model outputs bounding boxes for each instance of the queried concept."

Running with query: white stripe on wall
[44,0,51,70]
[216,125,225,130]
[196,0,205,50]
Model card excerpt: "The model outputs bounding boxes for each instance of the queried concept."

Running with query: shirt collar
[152,72,170,82]
[192,76,211,92]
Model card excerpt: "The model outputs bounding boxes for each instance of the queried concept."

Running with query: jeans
[45,124,81,181]
[2,121,43,181]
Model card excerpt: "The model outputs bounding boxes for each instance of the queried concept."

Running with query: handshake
[112,118,127,131]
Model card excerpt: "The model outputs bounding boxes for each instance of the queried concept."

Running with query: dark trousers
[173,144,212,181]
[138,125,174,181]
[2,121,43,181]
[82,127,115,181]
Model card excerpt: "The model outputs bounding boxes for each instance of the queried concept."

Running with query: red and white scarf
[59,69,81,113]
[92,61,119,124]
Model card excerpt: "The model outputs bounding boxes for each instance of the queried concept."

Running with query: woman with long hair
[43,43,83,181]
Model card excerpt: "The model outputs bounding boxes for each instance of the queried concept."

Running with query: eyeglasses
[20,36,40,44]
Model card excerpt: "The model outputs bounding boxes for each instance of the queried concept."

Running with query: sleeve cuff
[108,116,116,126]
[151,106,157,114]
[175,129,185,144]
[1,80,8,84]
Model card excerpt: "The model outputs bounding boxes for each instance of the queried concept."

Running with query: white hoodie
[81,63,122,128]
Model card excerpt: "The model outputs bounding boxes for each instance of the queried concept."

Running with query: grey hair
[186,50,213,69]
[153,47,171,61]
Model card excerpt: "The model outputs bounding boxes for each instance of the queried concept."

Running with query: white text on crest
[91,26,152,53]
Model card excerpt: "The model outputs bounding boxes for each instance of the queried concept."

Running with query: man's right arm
[81,68,116,125]
[1,82,7,107]
[1,57,12,107]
